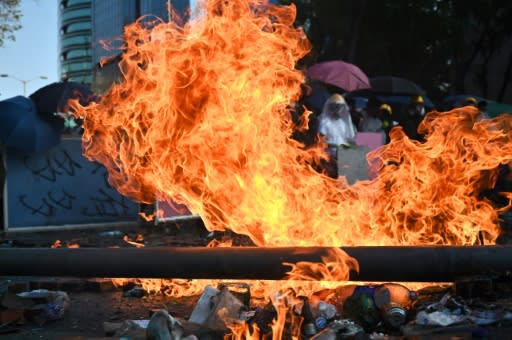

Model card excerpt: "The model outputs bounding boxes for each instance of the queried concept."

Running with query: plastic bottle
[309,296,338,330]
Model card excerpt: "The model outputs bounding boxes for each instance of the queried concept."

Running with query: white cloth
[319,114,356,145]
[318,95,356,145]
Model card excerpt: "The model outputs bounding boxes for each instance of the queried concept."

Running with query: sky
[0,0,58,99]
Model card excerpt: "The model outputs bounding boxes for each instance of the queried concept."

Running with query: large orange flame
[73,2,512,334]
[74,0,512,250]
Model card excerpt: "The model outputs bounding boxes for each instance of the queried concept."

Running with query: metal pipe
[1,246,511,282]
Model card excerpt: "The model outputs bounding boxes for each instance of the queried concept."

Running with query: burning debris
[3,227,512,338]
[102,278,512,339]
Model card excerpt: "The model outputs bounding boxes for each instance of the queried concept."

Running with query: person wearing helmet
[407,95,426,117]
[379,103,398,143]
[463,96,478,107]
[400,95,426,140]
[318,93,357,150]
[357,98,381,133]
[379,103,393,129]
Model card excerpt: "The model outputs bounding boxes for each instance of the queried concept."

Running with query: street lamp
[0,74,48,96]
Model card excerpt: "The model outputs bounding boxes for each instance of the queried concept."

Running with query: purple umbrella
[306,60,371,92]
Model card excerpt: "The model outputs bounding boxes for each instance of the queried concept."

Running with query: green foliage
[0,0,23,47]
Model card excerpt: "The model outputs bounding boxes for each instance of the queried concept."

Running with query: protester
[400,95,425,140]
[463,96,478,107]
[318,93,356,152]
[357,98,384,132]
[407,95,426,117]
[346,96,364,130]
[458,96,489,120]
[318,93,357,177]
[379,103,397,143]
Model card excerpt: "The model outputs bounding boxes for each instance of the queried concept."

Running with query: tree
[0,0,22,47]
[281,0,512,104]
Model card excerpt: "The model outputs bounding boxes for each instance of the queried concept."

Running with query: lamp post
[0,74,48,96]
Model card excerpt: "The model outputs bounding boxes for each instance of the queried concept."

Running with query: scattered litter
[188,285,219,324]
[204,285,246,332]
[147,309,197,340]
[113,319,148,339]
[16,289,70,322]
[416,310,467,327]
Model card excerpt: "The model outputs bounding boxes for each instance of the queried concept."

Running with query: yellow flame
[71,0,512,337]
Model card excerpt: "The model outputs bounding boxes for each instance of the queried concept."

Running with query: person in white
[318,93,356,157]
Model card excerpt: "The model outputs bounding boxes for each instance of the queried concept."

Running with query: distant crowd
[291,83,491,179]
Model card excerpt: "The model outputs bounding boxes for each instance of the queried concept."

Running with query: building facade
[58,0,93,85]
[91,1,137,66]
[59,0,191,89]
[91,0,190,93]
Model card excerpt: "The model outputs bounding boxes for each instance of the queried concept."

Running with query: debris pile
[0,281,70,335]
[109,275,512,339]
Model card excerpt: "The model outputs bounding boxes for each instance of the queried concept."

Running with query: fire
[74,0,512,252]
[123,233,145,248]
[51,240,80,248]
[71,0,512,336]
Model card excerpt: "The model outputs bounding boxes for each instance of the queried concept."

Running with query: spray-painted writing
[5,139,139,228]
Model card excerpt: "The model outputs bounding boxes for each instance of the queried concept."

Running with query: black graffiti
[23,149,82,182]
[90,163,103,175]
[52,150,82,176]
[19,195,56,217]
[48,190,76,210]
[18,189,77,216]
[82,188,132,217]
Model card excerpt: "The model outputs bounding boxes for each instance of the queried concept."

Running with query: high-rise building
[58,0,93,85]
[91,1,137,66]
[91,0,190,93]
[58,0,191,89]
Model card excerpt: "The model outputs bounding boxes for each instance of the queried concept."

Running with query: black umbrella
[369,76,426,96]
[29,81,96,116]
[0,96,63,152]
